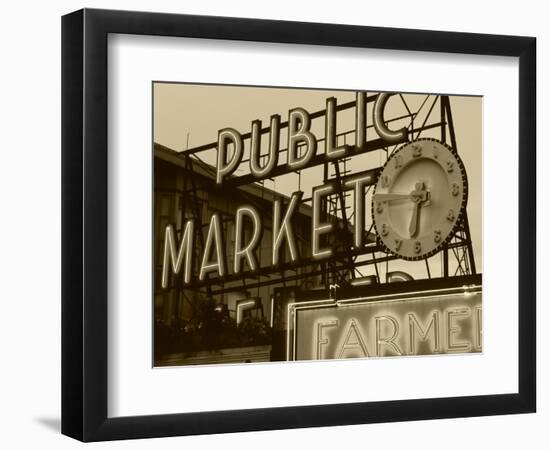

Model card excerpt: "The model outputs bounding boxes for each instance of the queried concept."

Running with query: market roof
[154,142,315,217]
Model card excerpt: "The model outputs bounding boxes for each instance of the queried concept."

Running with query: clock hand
[409,182,430,237]
[373,193,411,202]
[409,202,420,237]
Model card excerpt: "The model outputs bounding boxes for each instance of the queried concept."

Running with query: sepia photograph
[0,0,541,446]
[153,83,482,367]
[54,4,537,444]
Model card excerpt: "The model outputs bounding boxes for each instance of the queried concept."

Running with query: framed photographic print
[61,8,536,441]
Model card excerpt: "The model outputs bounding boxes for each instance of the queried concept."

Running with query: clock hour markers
[394,154,403,168]
[452,183,460,196]
[372,138,466,260]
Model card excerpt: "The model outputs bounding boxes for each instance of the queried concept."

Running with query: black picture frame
[62,8,536,442]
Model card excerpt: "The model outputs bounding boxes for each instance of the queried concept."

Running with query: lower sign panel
[290,286,482,361]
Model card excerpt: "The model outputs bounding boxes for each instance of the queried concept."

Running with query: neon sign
[161,93,406,287]
[288,286,482,360]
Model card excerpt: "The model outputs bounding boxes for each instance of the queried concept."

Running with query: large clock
[372,138,468,260]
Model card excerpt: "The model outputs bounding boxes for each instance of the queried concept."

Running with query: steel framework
[161,92,478,299]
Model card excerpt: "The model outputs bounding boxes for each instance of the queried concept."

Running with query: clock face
[372,138,468,260]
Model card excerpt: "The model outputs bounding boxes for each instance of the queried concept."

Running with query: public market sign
[161,93,409,287]
[287,285,482,360]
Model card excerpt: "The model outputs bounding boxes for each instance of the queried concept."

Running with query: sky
[153,83,482,281]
